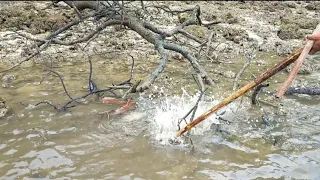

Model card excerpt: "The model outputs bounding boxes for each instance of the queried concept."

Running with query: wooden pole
[275,24,320,98]
[176,47,303,137]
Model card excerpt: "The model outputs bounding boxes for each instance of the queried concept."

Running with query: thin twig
[189,74,206,123]
[202,20,222,27]
[81,30,100,51]
[206,31,214,56]
[36,12,97,47]
[34,100,61,110]
[88,56,98,92]
[14,31,48,43]
[153,5,195,15]
[177,74,207,130]
[127,54,135,83]
[177,29,205,44]
[233,53,253,90]
[45,19,123,46]
[46,69,74,100]
[71,2,82,20]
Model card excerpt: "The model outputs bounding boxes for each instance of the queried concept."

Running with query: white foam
[147,88,236,145]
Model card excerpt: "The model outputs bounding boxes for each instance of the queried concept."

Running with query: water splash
[143,88,237,145]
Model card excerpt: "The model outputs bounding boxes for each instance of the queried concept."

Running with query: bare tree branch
[6,3,216,98]
[163,42,214,85]
[136,36,168,92]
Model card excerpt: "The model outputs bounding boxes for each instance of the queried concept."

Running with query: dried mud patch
[0,2,75,34]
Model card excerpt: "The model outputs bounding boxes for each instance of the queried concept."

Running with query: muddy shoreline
[1,1,319,64]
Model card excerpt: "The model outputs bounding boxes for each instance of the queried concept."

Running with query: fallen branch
[120,9,214,90]
[4,4,213,94]
[263,87,320,96]
[286,87,320,95]
[135,36,168,92]
[176,47,303,136]
[275,23,320,98]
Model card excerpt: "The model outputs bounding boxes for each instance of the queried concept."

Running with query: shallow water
[1,54,320,179]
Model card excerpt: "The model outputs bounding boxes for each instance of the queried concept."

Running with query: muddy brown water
[0,53,320,179]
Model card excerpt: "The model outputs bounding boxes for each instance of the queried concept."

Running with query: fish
[109,99,135,117]
[100,97,127,105]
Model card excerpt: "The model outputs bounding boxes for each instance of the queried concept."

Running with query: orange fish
[100,97,127,105]
[109,99,135,117]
